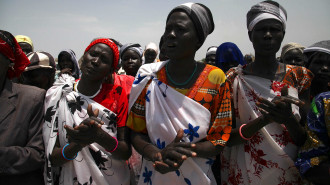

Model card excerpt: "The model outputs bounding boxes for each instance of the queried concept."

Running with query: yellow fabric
[15,35,34,49]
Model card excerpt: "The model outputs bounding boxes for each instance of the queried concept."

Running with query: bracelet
[106,137,118,153]
[239,124,253,140]
[62,144,77,160]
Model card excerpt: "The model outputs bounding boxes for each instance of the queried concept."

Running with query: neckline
[74,80,102,99]
[165,62,198,86]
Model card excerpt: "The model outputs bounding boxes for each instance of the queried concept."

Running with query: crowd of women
[0,1,329,185]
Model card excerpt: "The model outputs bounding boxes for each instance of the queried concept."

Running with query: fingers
[87,104,94,117]
[279,96,305,107]
[174,129,184,143]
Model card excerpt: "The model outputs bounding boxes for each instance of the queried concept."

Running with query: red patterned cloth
[0,30,30,79]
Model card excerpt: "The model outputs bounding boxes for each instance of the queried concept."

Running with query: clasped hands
[149,129,197,174]
[64,104,105,147]
[256,85,305,125]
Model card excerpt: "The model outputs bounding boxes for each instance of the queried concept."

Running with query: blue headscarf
[215,42,246,70]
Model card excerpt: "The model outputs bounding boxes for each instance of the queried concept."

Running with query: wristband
[239,124,253,140]
[106,137,118,153]
[62,144,77,160]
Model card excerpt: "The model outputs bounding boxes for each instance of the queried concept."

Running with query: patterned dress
[127,61,232,185]
[221,64,313,185]
[295,91,330,175]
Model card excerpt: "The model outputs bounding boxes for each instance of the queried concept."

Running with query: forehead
[167,11,192,25]
[89,43,112,54]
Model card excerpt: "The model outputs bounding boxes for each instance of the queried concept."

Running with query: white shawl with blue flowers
[129,61,217,185]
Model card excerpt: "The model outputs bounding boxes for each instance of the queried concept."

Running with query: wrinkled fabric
[15,35,34,50]
[206,46,217,57]
[281,42,305,60]
[304,40,330,55]
[167,2,214,44]
[43,74,130,185]
[295,91,330,175]
[120,43,143,59]
[215,42,246,69]
[247,0,287,31]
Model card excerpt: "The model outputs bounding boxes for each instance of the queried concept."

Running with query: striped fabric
[25,51,56,71]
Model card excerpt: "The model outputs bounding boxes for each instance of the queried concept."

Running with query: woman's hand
[256,86,304,125]
[153,129,196,174]
[64,104,105,146]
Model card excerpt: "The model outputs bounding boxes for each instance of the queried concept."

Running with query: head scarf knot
[247,0,287,31]
[0,30,30,79]
[84,38,119,70]
[167,2,214,45]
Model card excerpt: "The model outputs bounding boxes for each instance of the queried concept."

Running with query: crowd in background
[0,1,329,185]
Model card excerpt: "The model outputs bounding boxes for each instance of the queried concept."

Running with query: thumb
[174,129,184,143]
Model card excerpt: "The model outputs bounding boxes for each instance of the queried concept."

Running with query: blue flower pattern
[134,74,146,84]
[145,90,151,102]
[184,123,200,142]
[143,167,152,185]
[156,139,165,149]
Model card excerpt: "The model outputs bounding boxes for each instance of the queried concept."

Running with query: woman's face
[282,49,306,66]
[121,49,142,75]
[249,19,285,56]
[80,43,113,81]
[162,11,200,60]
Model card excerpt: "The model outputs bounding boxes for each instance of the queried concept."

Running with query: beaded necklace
[166,62,197,86]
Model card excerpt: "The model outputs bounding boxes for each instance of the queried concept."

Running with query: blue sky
[1,0,329,60]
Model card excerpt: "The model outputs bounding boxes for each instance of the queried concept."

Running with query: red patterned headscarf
[0,30,30,79]
[84,38,119,71]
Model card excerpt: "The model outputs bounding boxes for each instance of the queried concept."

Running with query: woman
[119,43,143,77]
[280,42,307,66]
[0,30,45,185]
[215,42,246,73]
[43,38,131,185]
[57,49,81,79]
[127,3,231,185]
[221,1,313,184]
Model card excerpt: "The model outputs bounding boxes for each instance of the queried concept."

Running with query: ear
[248,31,252,42]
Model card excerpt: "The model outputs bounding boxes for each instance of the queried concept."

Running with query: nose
[91,57,100,66]
[168,29,176,38]
[264,30,272,39]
